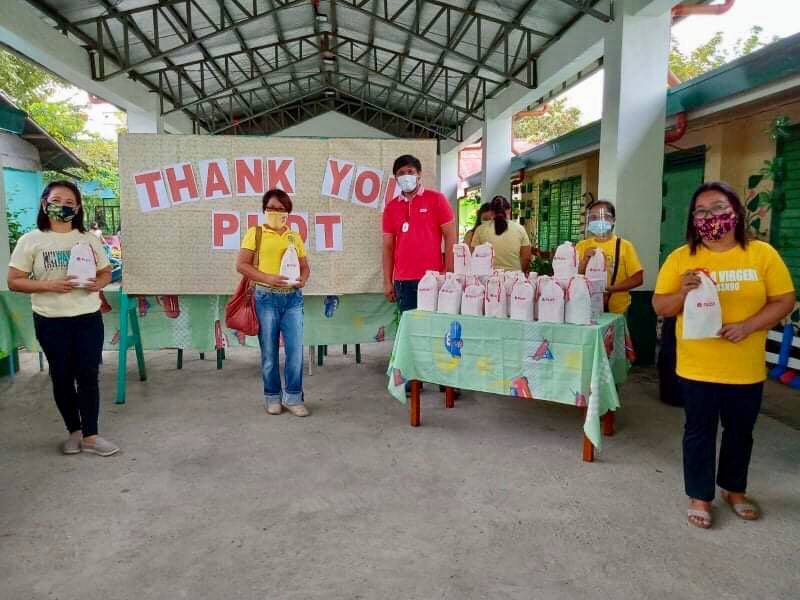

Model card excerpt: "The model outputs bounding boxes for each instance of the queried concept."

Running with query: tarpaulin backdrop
[118,135,436,295]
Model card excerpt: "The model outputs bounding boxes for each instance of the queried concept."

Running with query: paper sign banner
[322,158,356,200]
[163,162,200,204]
[315,213,343,251]
[133,170,171,212]
[352,166,384,209]
[200,159,233,199]
[212,210,241,250]
[235,157,265,197]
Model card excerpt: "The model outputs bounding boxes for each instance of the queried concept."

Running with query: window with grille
[537,176,583,252]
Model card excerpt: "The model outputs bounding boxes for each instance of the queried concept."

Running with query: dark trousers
[394,280,420,313]
[679,377,763,501]
[33,311,104,437]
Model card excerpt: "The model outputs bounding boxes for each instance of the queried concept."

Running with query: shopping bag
[552,241,578,280]
[536,276,565,323]
[225,226,261,336]
[585,249,607,289]
[682,271,722,339]
[453,243,471,275]
[437,273,463,315]
[509,279,535,321]
[417,270,441,312]
[564,275,592,325]
[67,242,97,288]
[462,276,486,316]
[470,243,495,276]
[279,244,301,285]
[485,275,508,318]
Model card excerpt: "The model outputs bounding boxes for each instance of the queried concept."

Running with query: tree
[513,97,582,144]
[669,26,776,82]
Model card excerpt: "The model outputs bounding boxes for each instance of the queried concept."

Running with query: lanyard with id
[401,197,412,233]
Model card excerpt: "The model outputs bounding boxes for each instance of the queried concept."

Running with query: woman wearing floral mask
[7,181,118,456]
[577,200,644,313]
[237,189,311,417]
[653,181,795,529]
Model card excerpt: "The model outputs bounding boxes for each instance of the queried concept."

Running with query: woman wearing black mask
[7,181,118,456]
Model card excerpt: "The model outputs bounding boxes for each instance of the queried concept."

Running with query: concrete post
[127,95,164,134]
[597,0,672,364]
[481,100,513,202]
[597,0,671,290]
[437,149,460,214]
[0,166,9,291]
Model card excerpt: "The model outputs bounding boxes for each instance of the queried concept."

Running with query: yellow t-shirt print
[576,236,643,314]
[655,240,795,385]
[241,226,307,276]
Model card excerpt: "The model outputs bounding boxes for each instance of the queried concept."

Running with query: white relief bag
[509,278,535,321]
[437,273,463,315]
[453,243,471,275]
[462,275,486,316]
[67,242,97,288]
[536,275,565,323]
[552,241,578,280]
[564,275,592,325]
[682,271,722,340]
[470,243,495,276]
[279,243,301,285]
[417,270,441,312]
[485,275,508,318]
[585,249,607,320]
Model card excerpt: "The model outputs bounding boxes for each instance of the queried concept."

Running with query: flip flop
[720,490,760,521]
[687,508,712,529]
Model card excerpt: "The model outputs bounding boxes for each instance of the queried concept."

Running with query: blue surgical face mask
[587,219,613,236]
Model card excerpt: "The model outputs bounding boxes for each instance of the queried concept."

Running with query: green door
[773,125,800,288]
[660,147,706,264]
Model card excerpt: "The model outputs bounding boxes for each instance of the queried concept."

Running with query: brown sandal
[720,490,760,521]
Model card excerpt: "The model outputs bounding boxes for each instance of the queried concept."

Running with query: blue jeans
[255,288,304,406]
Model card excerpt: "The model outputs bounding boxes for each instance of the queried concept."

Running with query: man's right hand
[46,277,79,293]
[384,281,396,303]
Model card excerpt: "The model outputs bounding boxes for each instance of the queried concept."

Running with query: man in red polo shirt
[382,154,456,312]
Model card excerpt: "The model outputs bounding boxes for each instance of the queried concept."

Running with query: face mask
[694,212,737,241]
[46,202,77,222]
[397,174,418,193]
[587,220,613,236]
[264,210,288,229]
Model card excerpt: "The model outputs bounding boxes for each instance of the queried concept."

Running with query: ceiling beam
[552,0,614,22]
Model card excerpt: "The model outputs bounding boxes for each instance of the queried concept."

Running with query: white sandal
[687,507,712,529]
[720,490,760,521]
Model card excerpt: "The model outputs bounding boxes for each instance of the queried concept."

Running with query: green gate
[660,146,706,264]
[773,125,800,288]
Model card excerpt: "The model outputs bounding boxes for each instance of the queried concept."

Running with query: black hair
[686,180,747,254]
[585,199,616,218]
[392,154,422,176]
[262,188,293,213]
[490,195,511,236]
[36,180,85,232]
[470,203,492,232]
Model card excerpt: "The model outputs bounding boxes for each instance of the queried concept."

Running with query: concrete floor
[1,344,799,600]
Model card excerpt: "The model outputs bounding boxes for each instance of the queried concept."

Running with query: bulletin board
[118,134,437,295]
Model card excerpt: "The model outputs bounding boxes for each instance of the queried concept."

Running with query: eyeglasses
[692,204,732,219]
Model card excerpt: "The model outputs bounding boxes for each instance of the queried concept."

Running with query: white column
[0,166,9,290]
[437,149,459,207]
[126,95,164,134]
[597,0,671,289]
[481,100,513,202]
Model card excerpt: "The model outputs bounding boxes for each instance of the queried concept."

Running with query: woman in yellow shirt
[237,189,311,417]
[462,203,492,247]
[470,195,532,272]
[653,181,795,529]
[577,200,643,313]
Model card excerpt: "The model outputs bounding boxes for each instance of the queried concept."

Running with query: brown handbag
[225,226,262,336]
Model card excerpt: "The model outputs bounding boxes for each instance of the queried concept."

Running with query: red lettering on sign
[353,169,382,205]
[134,171,166,209]
[327,160,354,197]
[267,158,295,193]
[204,161,231,198]
[316,214,341,249]
[164,163,199,203]
[235,158,264,195]
[212,212,239,247]
[287,214,308,243]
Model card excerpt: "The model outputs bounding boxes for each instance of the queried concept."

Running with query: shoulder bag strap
[249,226,262,288]
[610,237,622,286]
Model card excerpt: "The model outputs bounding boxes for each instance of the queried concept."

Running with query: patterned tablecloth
[0,289,397,357]
[387,310,633,448]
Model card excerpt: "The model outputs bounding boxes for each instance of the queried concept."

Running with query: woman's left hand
[719,321,753,343]
[294,278,306,289]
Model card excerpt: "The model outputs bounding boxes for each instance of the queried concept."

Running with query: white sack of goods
[453,243,471,275]
[437,273,463,315]
[536,276,565,323]
[67,242,97,288]
[552,241,578,280]
[509,278,535,322]
[564,275,593,325]
[470,243,495,277]
[462,276,486,316]
[417,270,441,312]
[585,249,607,320]
[682,271,722,339]
[279,244,301,286]
[453,273,467,290]
[485,275,508,318]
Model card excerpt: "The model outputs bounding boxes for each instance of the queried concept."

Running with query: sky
[565,0,800,124]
